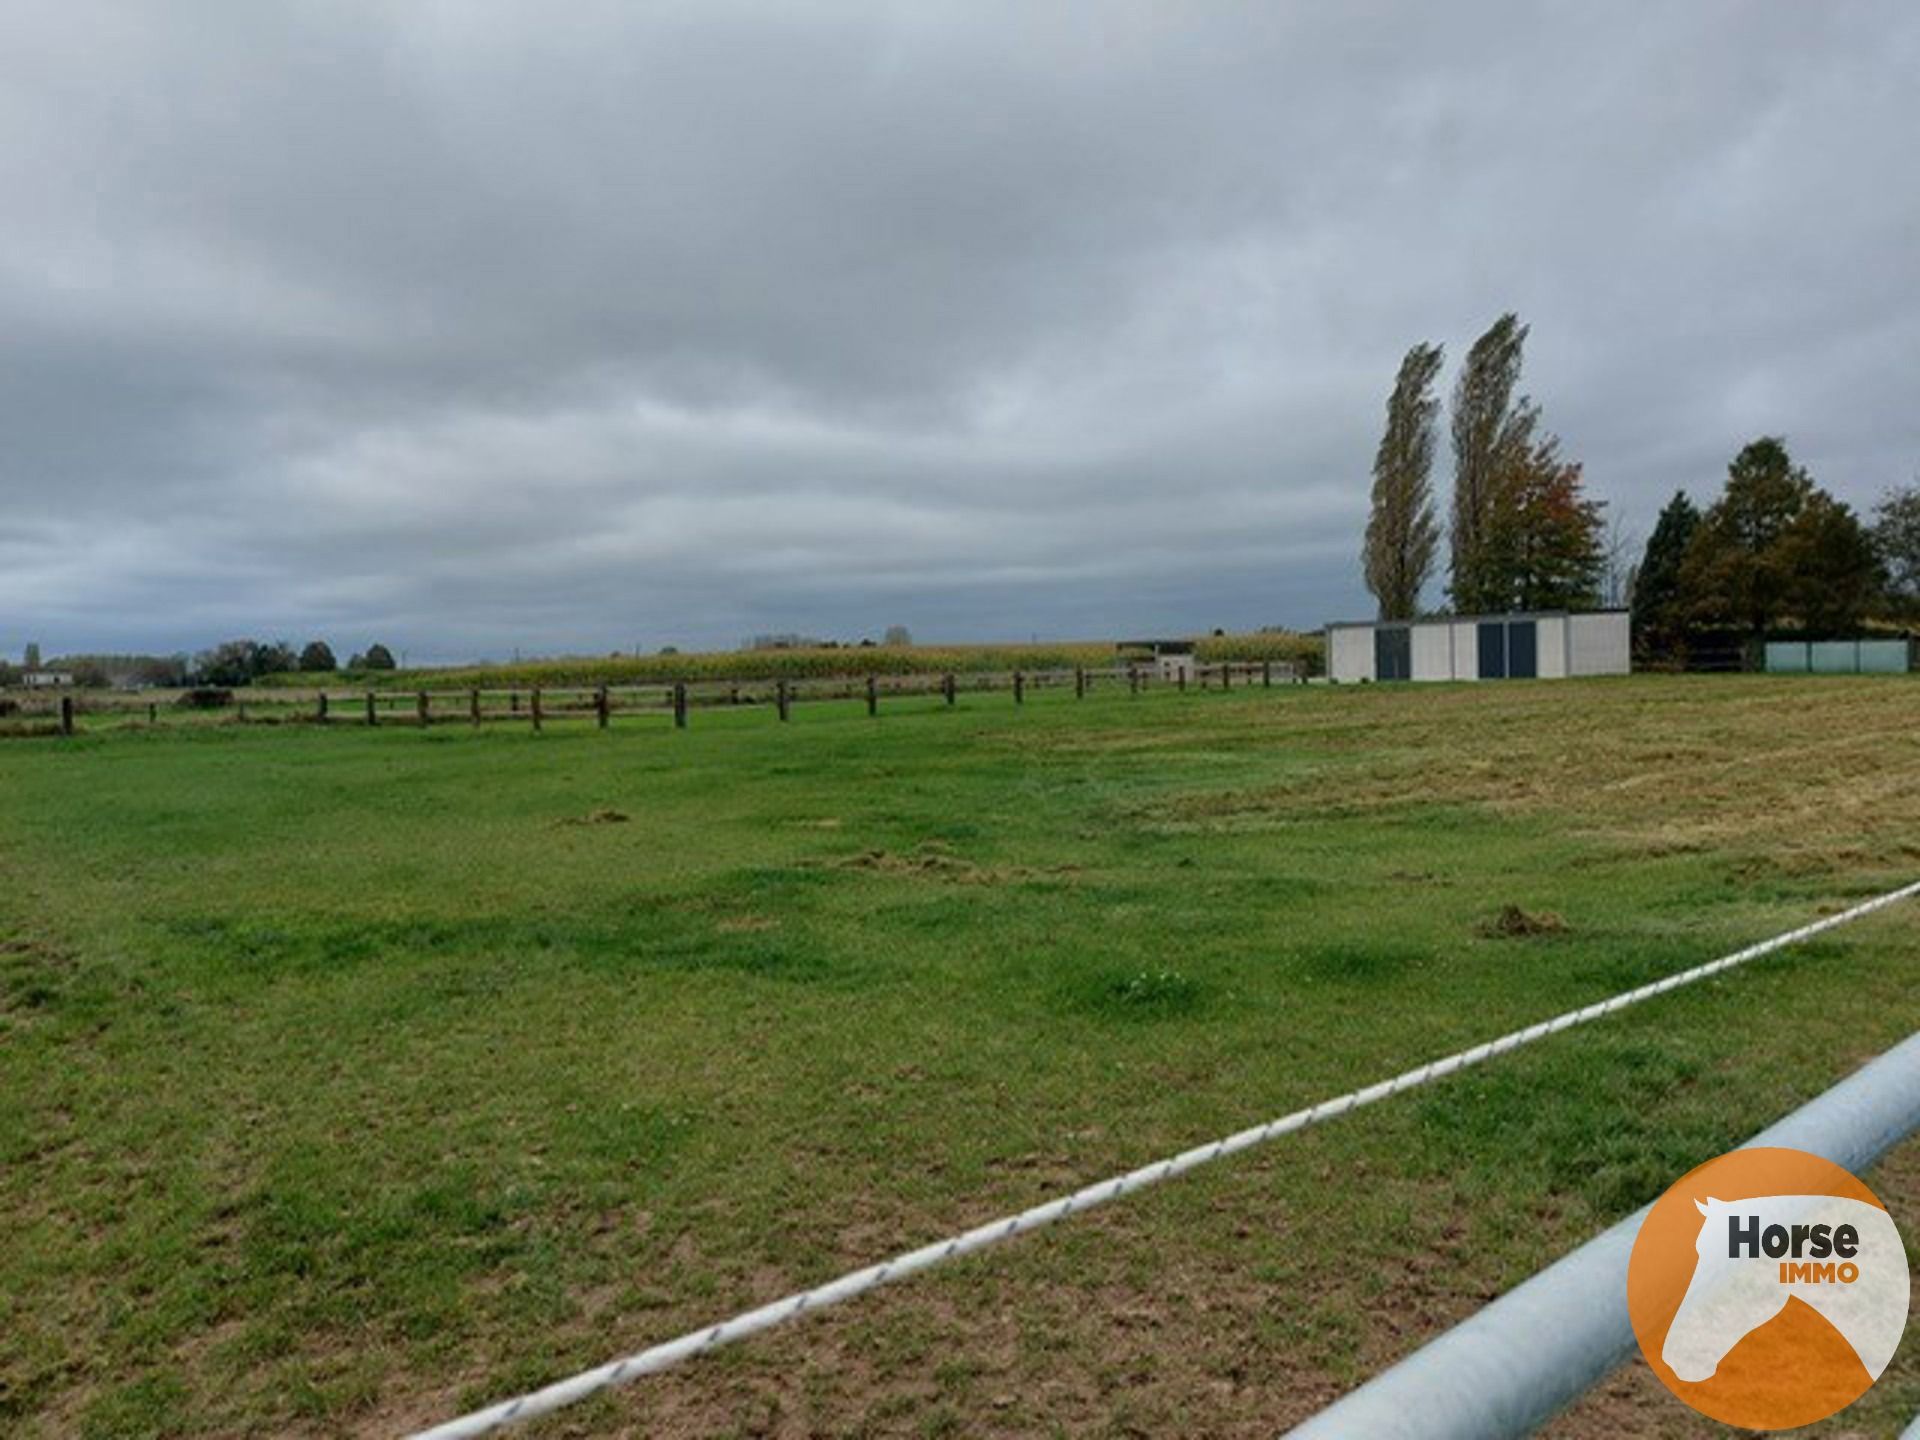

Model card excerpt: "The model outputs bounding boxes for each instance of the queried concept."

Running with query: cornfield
[256,632,1325,691]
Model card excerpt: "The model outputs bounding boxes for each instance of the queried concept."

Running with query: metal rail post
[1286,1029,1920,1440]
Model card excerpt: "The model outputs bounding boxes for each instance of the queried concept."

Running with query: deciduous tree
[191,639,294,687]
[1479,433,1606,611]
[1872,481,1920,617]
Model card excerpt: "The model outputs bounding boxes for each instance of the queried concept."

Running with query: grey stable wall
[1567,612,1630,677]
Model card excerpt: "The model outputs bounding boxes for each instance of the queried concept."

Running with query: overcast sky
[2,2,1916,662]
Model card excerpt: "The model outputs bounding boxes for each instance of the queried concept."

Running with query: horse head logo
[1662,1194,1905,1384]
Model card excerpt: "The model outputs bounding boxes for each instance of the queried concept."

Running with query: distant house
[1117,638,1196,684]
[21,670,75,689]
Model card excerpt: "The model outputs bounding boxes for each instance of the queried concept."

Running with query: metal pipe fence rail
[1284,1024,1920,1439]
[406,879,1920,1440]
[0,661,1305,738]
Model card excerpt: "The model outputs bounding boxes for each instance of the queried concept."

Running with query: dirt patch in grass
[0,935,77,1016]
[716,915,779,934]
[1478,904,1568,939]
[834,840,1076,887]
[556,807,631,827]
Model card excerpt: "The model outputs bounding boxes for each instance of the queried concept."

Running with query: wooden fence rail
[2,662,1303,739]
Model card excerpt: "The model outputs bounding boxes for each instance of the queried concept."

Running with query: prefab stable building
[1325,610,1630,683]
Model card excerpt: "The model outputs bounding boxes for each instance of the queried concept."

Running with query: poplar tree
[1362,342,1444,619]
[1448,314,1532,612]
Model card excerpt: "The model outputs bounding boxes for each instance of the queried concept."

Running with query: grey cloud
[2,1,1917,660]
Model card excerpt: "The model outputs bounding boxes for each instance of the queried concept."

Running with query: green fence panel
[1857,639,1912,673]
[1770,638,1912,674]
[1764,641,1809,673]
[1809,640,1858,673]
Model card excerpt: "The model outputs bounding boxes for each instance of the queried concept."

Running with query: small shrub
[176,688,235,710]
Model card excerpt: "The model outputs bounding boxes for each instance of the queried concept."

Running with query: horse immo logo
[1628,1147,1910,1430]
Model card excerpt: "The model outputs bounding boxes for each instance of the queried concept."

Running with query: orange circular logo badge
[1627,1146,1909,1429]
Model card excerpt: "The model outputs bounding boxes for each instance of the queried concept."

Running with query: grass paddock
[3,675,1917,1437]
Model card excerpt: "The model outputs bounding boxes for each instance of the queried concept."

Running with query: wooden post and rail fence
[5,661,1306,739]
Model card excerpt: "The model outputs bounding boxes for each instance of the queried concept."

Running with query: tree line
[2,639,402,689]
[1631,441,1908,665]
[187,639,397,687]
[1363,313,1605,621]
[1362,315,1915,663]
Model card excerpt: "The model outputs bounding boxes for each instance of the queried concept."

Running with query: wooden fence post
[531,687,543,732]
[1177,667,1187,694]
[943,672,956,706]
[596,685,610,730]
[729,685,740,706]
[1222,662,1231,691]
[59,695,74,736]
[1013,671,1024,705]
[417,691,430,727]
[366,691,377,726]
[470,688,481,725]
[1075,666,1085,699]
[148,701,159,724]
[510,690,520,714]
[673,682,688,729]
[1262,660,1272,688]
[777,679,790,722]
[1129,665,1140,696]
[317,693,328,723]
[866,675,878,716]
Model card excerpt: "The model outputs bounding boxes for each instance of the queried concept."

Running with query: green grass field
[3,676,1917,1437]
